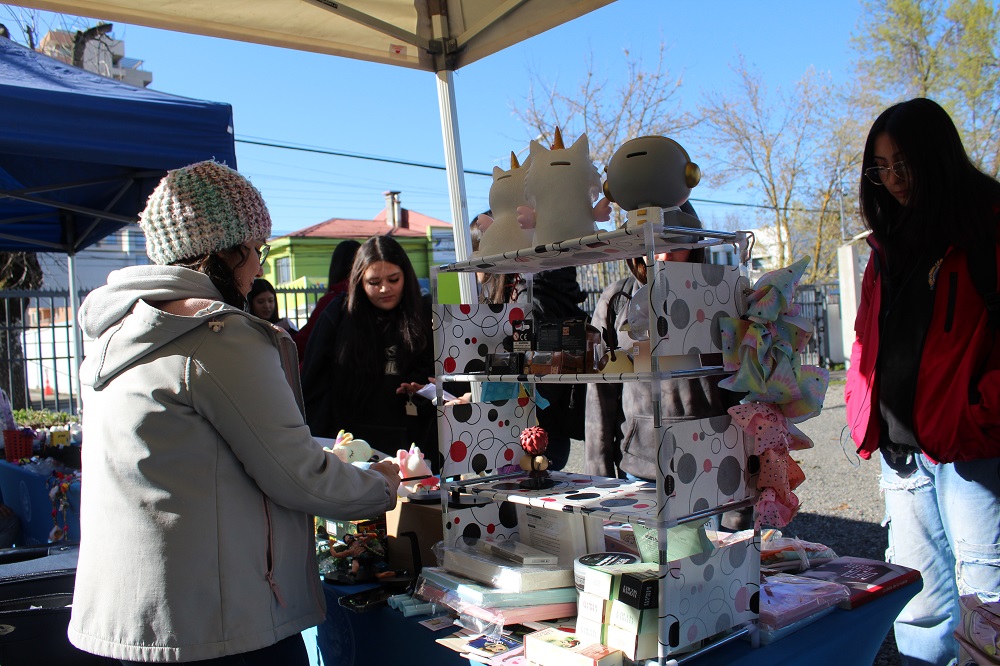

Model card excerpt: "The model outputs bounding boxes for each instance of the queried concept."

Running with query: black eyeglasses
[865,161,908,185]
[254,244,270,265]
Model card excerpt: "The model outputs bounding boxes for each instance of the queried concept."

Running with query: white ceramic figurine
[519,128,610,246]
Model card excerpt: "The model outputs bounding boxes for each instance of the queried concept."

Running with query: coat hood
[79,265,238,390]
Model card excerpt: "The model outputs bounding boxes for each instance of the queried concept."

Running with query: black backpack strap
[967,240,1000,329]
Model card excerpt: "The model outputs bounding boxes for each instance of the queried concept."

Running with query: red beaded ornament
[519,426,549,455]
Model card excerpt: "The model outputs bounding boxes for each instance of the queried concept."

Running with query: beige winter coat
[69,266,394,662]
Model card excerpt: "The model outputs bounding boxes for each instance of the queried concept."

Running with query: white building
[38,27,153,88]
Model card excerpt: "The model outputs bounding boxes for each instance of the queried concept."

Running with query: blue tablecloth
[303,577,920,666]
[304,582,467,666]
[0,460,81,546]
[690,577,921,665]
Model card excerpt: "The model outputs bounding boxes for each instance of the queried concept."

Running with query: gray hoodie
[69,265,394,662]
[585,276,742,480]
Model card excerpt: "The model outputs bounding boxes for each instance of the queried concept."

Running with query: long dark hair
[337,235,428,375]
[247,278,279,323]
[860,98,1000,259]
[172,246,252,309]
[469,213,524,304]
[328,239,361,289]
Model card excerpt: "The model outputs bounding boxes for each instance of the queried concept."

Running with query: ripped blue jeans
[880,454,1000,666]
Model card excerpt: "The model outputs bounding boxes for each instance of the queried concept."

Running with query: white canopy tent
[20,0,615,301]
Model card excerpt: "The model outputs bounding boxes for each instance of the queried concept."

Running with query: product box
[576,591,613,624]
[524,628,623,666]
[561,318,588,352]
[535,322,562,351]
[582,562,657,604]
[384,500,441,573]
[797,556,921,609]
[478,539,558,565]
[609,599,658,634]
[512,319,534,352]
[617,567,660,610]
[605,623,658,661]
[486,352,525,374]
[574,616,607,645]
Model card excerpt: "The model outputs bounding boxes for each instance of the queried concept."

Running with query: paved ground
[563,371,901,665]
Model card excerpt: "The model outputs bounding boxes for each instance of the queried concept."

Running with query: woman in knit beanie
[70,161,400,664]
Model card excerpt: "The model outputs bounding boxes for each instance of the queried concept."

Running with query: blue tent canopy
[0,37,238,253]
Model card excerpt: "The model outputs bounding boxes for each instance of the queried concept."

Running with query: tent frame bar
[306,0,434,52]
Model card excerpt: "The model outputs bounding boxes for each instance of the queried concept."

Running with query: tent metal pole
[435,69,477,305]
[66,252,83,414]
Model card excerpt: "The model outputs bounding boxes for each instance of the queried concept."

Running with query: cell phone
[337,586,394,613]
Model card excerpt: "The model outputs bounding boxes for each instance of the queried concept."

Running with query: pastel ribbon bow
[729,401,808,530]
[719,256,830,421]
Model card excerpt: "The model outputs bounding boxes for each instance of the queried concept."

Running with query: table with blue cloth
[303,578,920,666]
[0,460,81,546]
[304,581,469,666]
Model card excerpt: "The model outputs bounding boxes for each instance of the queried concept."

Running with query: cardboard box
[512,319,534,352]
[385,499,443,573]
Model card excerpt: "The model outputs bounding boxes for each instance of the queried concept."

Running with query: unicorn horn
[510,151,521,169]
[552,127,564,150]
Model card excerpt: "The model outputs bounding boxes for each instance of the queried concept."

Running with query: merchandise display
[431,204,760,659]
[423,133,844,662]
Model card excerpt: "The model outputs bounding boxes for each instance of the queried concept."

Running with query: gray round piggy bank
[603,136,701,210]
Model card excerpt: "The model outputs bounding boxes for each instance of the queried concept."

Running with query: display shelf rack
[449,470,755,528]
[435,208,746,275]
[438,366,728,384]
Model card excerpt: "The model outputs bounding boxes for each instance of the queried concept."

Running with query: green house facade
[261,198,461,304]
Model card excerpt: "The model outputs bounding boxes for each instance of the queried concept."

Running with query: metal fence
[0,278,838,415]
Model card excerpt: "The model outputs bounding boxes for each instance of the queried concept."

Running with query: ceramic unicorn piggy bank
[475,153,535,257]
[392,444,439,496]
[603,135,701,210]
[325,429,373,465]
[519,128,610,246]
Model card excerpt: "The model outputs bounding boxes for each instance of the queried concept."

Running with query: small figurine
[324,429,373,465]
[475,153,535,256]
[519,128,611,246]
[519,425,555,490]
[391,444,439,497]
[603,135,701,211]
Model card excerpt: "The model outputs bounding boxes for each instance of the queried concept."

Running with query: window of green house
[275,257,292,285]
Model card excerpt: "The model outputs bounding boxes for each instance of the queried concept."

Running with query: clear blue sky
[6,1,863,236]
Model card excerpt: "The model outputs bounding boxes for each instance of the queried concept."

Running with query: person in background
[846,97,1000,666]
[69,161,399,665]
[449,214,581,471]
[584,202,750,528]
[248,277,297,333]
[301,235,439,465]
[469,214,526,305]
[295,239,361,360]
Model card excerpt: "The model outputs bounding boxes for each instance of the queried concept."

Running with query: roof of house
[282,208,450,239]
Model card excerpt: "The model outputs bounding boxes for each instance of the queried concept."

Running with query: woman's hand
[395,377,437,395]
[445,392,472,406]
[369,460,401,507]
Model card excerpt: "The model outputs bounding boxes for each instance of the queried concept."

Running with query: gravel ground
[563,371,902,665]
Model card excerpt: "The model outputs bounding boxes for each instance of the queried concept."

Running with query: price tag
[405,397,418,416]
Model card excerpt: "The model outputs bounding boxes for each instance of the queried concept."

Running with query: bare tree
[698,56,831,271]
[513,43,695,225]
[852,0,1000,176]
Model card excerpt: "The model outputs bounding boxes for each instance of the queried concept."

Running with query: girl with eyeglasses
[69,161,400,665]
[846,98,1000,666]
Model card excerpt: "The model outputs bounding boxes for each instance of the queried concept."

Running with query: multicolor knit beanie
[139,160,272,265]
